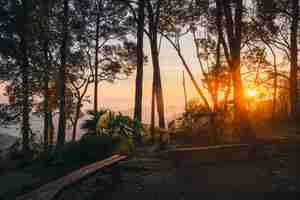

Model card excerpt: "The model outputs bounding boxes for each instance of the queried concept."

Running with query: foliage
[0,103,19,125]
[0,134,124,199]
[180,98,212,130]
[81,110,146,139]
[52,135,119,166]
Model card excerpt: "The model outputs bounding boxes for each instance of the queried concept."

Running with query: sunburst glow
[246,88,257,98]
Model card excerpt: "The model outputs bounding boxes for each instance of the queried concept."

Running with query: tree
[218,0,253,139]
[18,0,33,153]
[93,0,101,113]
[146,0,166,129]
[75,0,134,113]
[57,0,69,147]
[68,63,92,141]
[0,0,52,151]
[159,0,230,143]
[289,0,299,120]
[134,0,146,141]
[255,0,300,121]
[38,0,52,150]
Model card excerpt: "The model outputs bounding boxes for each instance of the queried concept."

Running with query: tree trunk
[134,0,145,121]
[163,35,210,109]
[150,37,165,129]
[290,0,299,121]
[20,0,31,153]
[220,0,253,141]
[182,71,188,111]
[209,0,223,144]
[266,44,278,123]
[94,6,100,113]
[57,0,69,147]
[72,102,81,141]
[134,0,145,142]
[150,71,156,143]
[146,0,165,129]
[49,111,55,145]
[231,54,251,138]
[43,61,50,149]
[42,0,51,150]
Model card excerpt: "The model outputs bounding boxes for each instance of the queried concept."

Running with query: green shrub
[52,135,120,167]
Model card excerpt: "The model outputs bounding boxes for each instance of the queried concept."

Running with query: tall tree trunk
[209,0,223,144]
[266,44,278,123]
[94,6,100,113]
[49,111,54,145]
[20,0,30,153]
[134,0,145,121]
[150,37,166,129]
[232,6,252,139]
[72,102,80,141]
[134,0,145,142]
[231,53,251,137]
[150,70,156,143]
[42,0,51,150]
[147,0,165,129]
[290,0,299,121]
[43,51,50,149]
[182,71,188,111]
[222,0,253,141]
[57,0,69,147]
[163,34,210,109]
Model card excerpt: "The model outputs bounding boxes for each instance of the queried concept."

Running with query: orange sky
[0,34,288,124]
[83,35,204,123]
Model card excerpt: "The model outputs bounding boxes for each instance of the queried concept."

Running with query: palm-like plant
[81,110,108,134]
[81,110,145,139]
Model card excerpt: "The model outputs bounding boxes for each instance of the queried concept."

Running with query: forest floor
[1,124,299,199]
[56,125,300,199]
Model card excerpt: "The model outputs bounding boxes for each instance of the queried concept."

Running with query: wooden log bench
[16,154,127,200]
[168,144,252,167]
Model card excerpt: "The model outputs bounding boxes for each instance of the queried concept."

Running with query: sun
[246,88,257,98]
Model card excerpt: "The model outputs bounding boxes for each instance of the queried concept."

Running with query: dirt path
[55,140,299,199]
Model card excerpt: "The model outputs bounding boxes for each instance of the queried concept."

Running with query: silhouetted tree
[290,0,299,120]
[134,0,146,142]
[146,0,166,129]
[57,0,69,147]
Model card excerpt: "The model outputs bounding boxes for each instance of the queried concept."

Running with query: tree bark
[290,0,299,121]
[163,34,210,109]
[150,69,156,142]
[146,0,165,129]
[94,3,101,113]
[221,0,253,140]
[57,0,69,147]
[150,39,166,129]
[134,0,145,122]
[134,0,145,142]
[49,111,55,145]
[182,71,188,111]
[72,102,80,141]
[42,0,51,150]
[43,47,50,149]
[20,0,31,153]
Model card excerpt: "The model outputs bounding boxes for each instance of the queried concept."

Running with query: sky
[0,34,201,129]
[0,33,290,140]
[0,34,201,139]
[83,34,202,124]
[0,31,289,126]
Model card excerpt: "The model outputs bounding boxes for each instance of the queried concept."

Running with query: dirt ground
[56,136,299,199]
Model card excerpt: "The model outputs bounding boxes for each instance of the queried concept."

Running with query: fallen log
[16,154,126,200]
